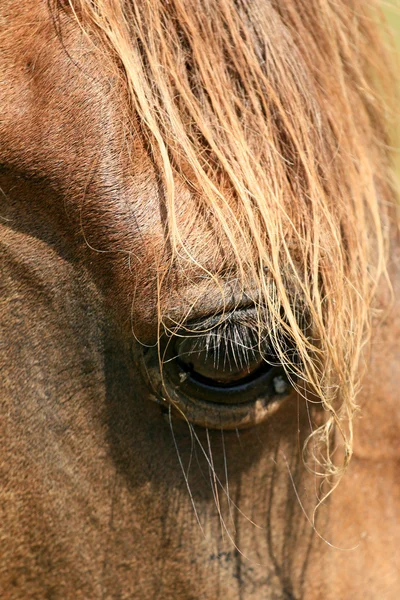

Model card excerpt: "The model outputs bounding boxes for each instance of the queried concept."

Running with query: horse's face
[1,1,399,599]
[1,1,293,431]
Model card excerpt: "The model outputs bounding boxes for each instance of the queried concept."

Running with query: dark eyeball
[174,335,266,386]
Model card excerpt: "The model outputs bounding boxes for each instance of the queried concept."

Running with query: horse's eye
[174,336,267,388]
[141,310,296,428]
[162,326,292,408]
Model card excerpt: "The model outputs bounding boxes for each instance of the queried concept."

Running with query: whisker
[206,428,224,538]
[168,406,205,536]
[189,424,263,531]
[220,428,235,531]
[189,426,262,563]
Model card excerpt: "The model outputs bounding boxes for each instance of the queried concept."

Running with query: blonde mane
[63,0,398,488]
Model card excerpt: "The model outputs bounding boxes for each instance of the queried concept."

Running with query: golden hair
[63,0,398,485]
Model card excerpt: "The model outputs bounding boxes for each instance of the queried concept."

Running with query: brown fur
[0,1,399,598]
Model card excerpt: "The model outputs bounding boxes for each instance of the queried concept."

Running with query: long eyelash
[167,303,302,372]
[180,316,274,371]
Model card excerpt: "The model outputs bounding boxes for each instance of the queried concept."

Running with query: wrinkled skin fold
[0,1,399,599]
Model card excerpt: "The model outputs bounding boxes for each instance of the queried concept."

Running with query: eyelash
[172,319,275,371]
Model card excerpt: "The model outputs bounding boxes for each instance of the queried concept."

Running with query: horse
[0,0,399,598]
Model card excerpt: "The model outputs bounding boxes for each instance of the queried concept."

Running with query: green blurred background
[385,2,400,49]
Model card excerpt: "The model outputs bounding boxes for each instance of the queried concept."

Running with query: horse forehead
[0,4,238,328]
[1,8,235,243]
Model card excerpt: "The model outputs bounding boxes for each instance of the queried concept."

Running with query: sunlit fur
[64,0,398,486]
